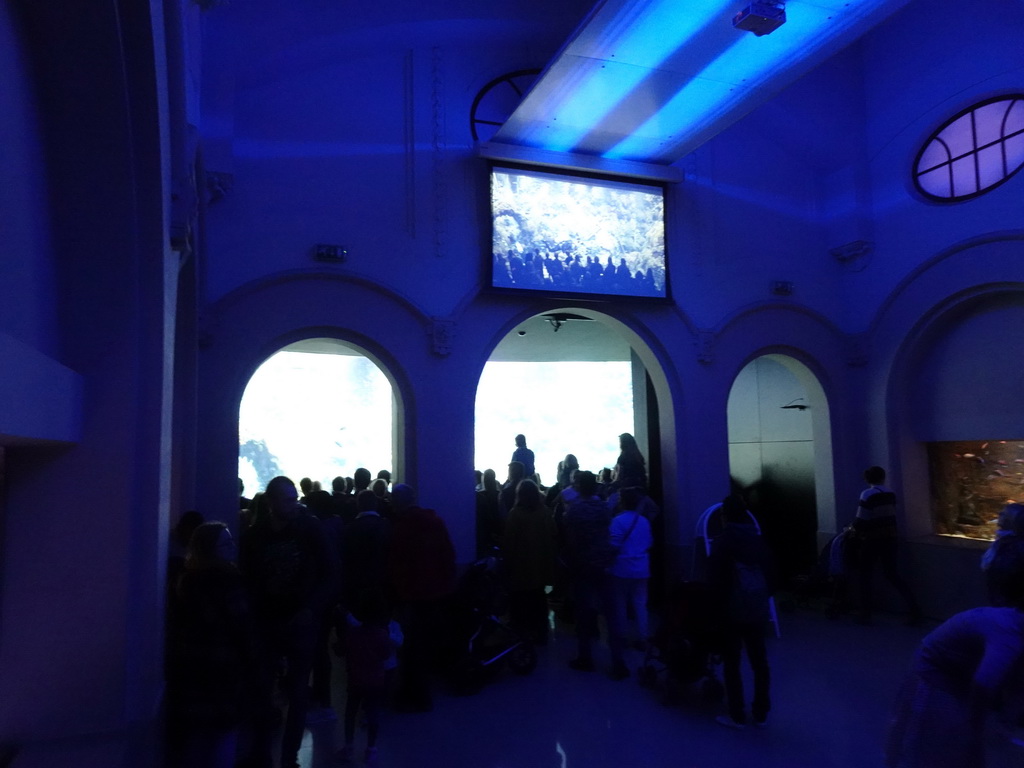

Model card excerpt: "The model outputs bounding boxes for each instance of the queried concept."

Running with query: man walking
[853,466,922,625]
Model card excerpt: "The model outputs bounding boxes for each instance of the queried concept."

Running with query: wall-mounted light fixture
[498,0,905,164]
[314,244,347,263]
[771,280,794,296]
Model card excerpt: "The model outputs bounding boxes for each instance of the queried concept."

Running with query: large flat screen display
[490,165,668,300]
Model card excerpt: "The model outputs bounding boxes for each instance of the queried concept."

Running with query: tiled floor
[294,607,1023,768]
[7,605,1021,767]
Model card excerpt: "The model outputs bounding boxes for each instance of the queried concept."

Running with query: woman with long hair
[475,468,502,558]
[614,433,647,489]
[166,521,253,768]
[559,453,580,488]
[502,479,557,644]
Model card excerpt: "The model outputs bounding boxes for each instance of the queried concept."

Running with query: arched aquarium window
[239,340,395,494]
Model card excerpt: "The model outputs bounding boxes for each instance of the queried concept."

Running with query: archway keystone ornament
[430,317,456,356]
[695,330,716,364]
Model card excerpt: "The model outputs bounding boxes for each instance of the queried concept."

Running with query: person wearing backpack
[607,486,654,668]
[708,494,778,729]
[561,471,618,675]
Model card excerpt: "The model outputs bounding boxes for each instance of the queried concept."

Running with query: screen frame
[485,161,673,305]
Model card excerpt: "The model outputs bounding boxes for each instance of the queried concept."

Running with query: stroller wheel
[507,643,538,676]
[638,664,658,689]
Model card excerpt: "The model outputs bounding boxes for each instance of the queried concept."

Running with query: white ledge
[0,333,82,445]
[478,142,684,184]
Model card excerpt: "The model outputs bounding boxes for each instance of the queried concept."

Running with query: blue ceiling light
[501,0,736,152]
[490,0,910,168]
[605,1,836,161]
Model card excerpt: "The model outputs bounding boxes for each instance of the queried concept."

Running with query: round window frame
[912,93,1024,203]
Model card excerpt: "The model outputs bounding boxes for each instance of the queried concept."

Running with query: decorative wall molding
[695,329,715,364]
[205,171,234,204]
[868,231,1024,341]
[404,50,416,237]
[830,239,873,272]
[208,269,431,332]
[171,146,201,262]
[431,46,448,259]
[845,332,869,367]
[430,316,455,356]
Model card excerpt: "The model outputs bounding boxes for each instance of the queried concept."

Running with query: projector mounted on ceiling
[732,2,787,36]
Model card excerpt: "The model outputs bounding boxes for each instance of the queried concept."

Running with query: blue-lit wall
[192,0,1024,597]
[0,2,173,760]
[681,0,1024,614]
[0,3,56,355]
[2,0,1023,761]
[199,0,596,310]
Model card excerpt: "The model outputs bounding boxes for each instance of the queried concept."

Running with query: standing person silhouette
[503,479,557,645]
[853,466,921,625]
[238,476,337,768]
[562,471,623,678]
[614,433,647,490]
[166,521,252,768]
[389,484,456,712]
[606,487,653,653]
[709,494,777,729]
[511,434,536,479]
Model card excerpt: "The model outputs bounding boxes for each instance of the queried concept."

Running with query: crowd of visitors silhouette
[166,470,455,768]
[493,247,664,296]
[164,434,1024,768]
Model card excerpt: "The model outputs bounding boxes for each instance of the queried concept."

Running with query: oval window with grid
[914,95,1024,201]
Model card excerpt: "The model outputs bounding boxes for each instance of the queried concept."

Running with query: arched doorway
[726,354,834,579]
[899,290,1024,540]
[474,312,639,484]
[473,309,672,587]
[238,338,398,495]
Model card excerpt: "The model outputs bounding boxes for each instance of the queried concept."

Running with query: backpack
[727,559,770,623]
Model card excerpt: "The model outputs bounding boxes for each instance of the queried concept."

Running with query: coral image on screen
[491,167,666,298]
[239,350,394,494]
[927,440,1024,540]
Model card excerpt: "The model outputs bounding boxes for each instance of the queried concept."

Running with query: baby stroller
[778,526,859,616]
[638,581,723,706]
[448,555,538,694]
[822,527,858,618]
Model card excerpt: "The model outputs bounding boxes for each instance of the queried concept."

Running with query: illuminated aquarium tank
[927,440,1024,540]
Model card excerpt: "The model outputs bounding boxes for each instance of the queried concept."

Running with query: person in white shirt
[606,487,654,664]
